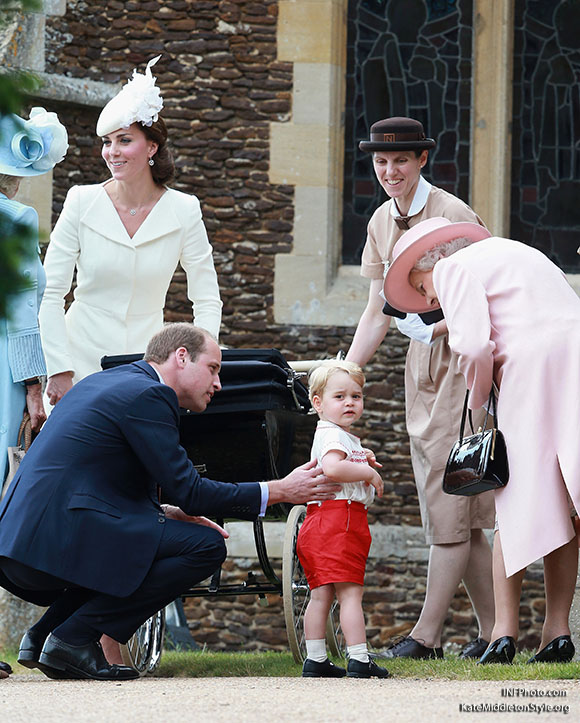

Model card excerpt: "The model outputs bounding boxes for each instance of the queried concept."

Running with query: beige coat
[39,183,222,382]
[360,183,495,544]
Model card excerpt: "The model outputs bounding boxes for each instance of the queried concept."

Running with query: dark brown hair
[142,116,175,186]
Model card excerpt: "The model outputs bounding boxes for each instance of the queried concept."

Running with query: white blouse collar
[389,175,432,219]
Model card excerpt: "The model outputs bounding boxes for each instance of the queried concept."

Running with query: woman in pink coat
[383,216,580,665]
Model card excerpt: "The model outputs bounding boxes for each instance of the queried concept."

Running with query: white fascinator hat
[96,56,164,137]
[0,107,68,177]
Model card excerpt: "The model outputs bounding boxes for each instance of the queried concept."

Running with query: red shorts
[296,500,371,589]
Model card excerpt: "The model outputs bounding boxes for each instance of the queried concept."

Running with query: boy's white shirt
[309,420,375,506]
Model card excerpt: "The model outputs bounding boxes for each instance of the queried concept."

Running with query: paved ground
[1,674,578,722]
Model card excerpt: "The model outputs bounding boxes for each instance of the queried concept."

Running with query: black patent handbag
[442,388,509,496]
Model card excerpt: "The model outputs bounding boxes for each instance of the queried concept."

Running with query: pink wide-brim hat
[383,217,491,313]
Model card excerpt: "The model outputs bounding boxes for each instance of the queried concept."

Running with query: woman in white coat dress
[384,216,580,665]
[39,57,222,405]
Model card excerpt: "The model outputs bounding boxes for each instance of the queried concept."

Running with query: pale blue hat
[0,107,68,177]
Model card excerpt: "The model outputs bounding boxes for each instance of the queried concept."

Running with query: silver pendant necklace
[129,209,137,216]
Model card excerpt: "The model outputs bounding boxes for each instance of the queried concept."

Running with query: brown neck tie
[393,199,411,230]
[394,216,411,230]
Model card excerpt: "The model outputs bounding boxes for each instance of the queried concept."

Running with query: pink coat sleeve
[433,258,495,410]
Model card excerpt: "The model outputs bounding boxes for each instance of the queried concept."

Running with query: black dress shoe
[478,636,516,664]
[459,637,490,659]
[39,634,139,680]
[17,629,72,680]
[527,635,575,664]
[302,657,346,678]
[377,636,443,660]
[0,660,12,675]
[347,658,391,678]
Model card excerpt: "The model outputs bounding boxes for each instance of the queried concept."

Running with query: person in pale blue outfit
[0,108,67,678]
[0,189,47,483]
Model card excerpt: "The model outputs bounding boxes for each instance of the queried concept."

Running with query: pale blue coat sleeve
[4,203,47,381]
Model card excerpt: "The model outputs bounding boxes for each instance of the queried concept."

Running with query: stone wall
[37,0,548,651]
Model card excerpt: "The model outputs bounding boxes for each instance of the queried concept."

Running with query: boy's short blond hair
[308,360,365,403]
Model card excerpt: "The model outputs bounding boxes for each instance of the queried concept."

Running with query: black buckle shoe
[39,634,139,680]
[478,636,516,664]
[347,658,391,678]
[376,636,443,660]
[459,637,490,659]
[302,657,346,678]
[527,635,575,664]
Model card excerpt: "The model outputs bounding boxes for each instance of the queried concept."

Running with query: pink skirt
[296,500,371,589]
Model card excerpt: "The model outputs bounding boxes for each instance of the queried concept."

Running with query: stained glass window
[511,0,580,272]
[342,0,474,264]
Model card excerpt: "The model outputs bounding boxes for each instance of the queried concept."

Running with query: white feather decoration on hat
[96,56,164,137]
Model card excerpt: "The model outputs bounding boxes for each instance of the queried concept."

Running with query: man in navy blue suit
[0,324,338,680]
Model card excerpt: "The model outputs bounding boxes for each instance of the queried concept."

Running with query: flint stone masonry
[29,0,551,650]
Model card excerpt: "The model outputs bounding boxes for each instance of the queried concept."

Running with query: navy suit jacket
[0,361,261,597]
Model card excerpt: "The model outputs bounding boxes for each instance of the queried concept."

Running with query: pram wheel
[282,505,309,662]
[120,608,165,675]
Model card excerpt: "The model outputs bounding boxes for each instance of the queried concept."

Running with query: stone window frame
[271,0,579,323]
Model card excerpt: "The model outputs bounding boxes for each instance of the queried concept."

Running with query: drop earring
[148,158,155,166]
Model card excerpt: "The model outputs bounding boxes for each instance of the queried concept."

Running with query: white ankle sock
[347,643,369,663]
[305,639,328,663]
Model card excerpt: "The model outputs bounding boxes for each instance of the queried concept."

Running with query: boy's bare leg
[304,584,334,640]
[335,582,366,645]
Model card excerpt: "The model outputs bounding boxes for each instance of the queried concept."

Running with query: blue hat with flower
[0,107,68,177]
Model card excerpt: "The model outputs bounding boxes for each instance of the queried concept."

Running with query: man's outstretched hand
[266,459,341,506]
[162,505,229,538]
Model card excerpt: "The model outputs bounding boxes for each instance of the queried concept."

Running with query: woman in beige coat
[39,57,222,405]
[346,117,495,659]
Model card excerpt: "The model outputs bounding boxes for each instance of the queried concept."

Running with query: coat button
[23,269,31,278]
[158,515,165,524]
[27,299,34,306]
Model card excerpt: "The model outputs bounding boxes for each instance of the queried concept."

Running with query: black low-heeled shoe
[527,635,575,664]
[459,637,490,659]
[477,636,516,664]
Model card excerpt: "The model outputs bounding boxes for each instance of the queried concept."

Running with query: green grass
[156,650,303,677]
[156,650,580,680]
[4,648,580,680]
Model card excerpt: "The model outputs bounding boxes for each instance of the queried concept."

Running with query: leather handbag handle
[17,412,32,451]
[459,388,497,442]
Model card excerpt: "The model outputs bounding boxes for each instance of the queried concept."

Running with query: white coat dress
[39,183,222,382]
[433,237,580,576]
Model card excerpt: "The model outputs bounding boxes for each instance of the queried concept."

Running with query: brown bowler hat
[359,116,436,153]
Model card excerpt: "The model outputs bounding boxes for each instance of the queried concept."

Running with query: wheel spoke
[120,609,166,675]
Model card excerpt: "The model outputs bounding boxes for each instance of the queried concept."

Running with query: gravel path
[1,675,578,722]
